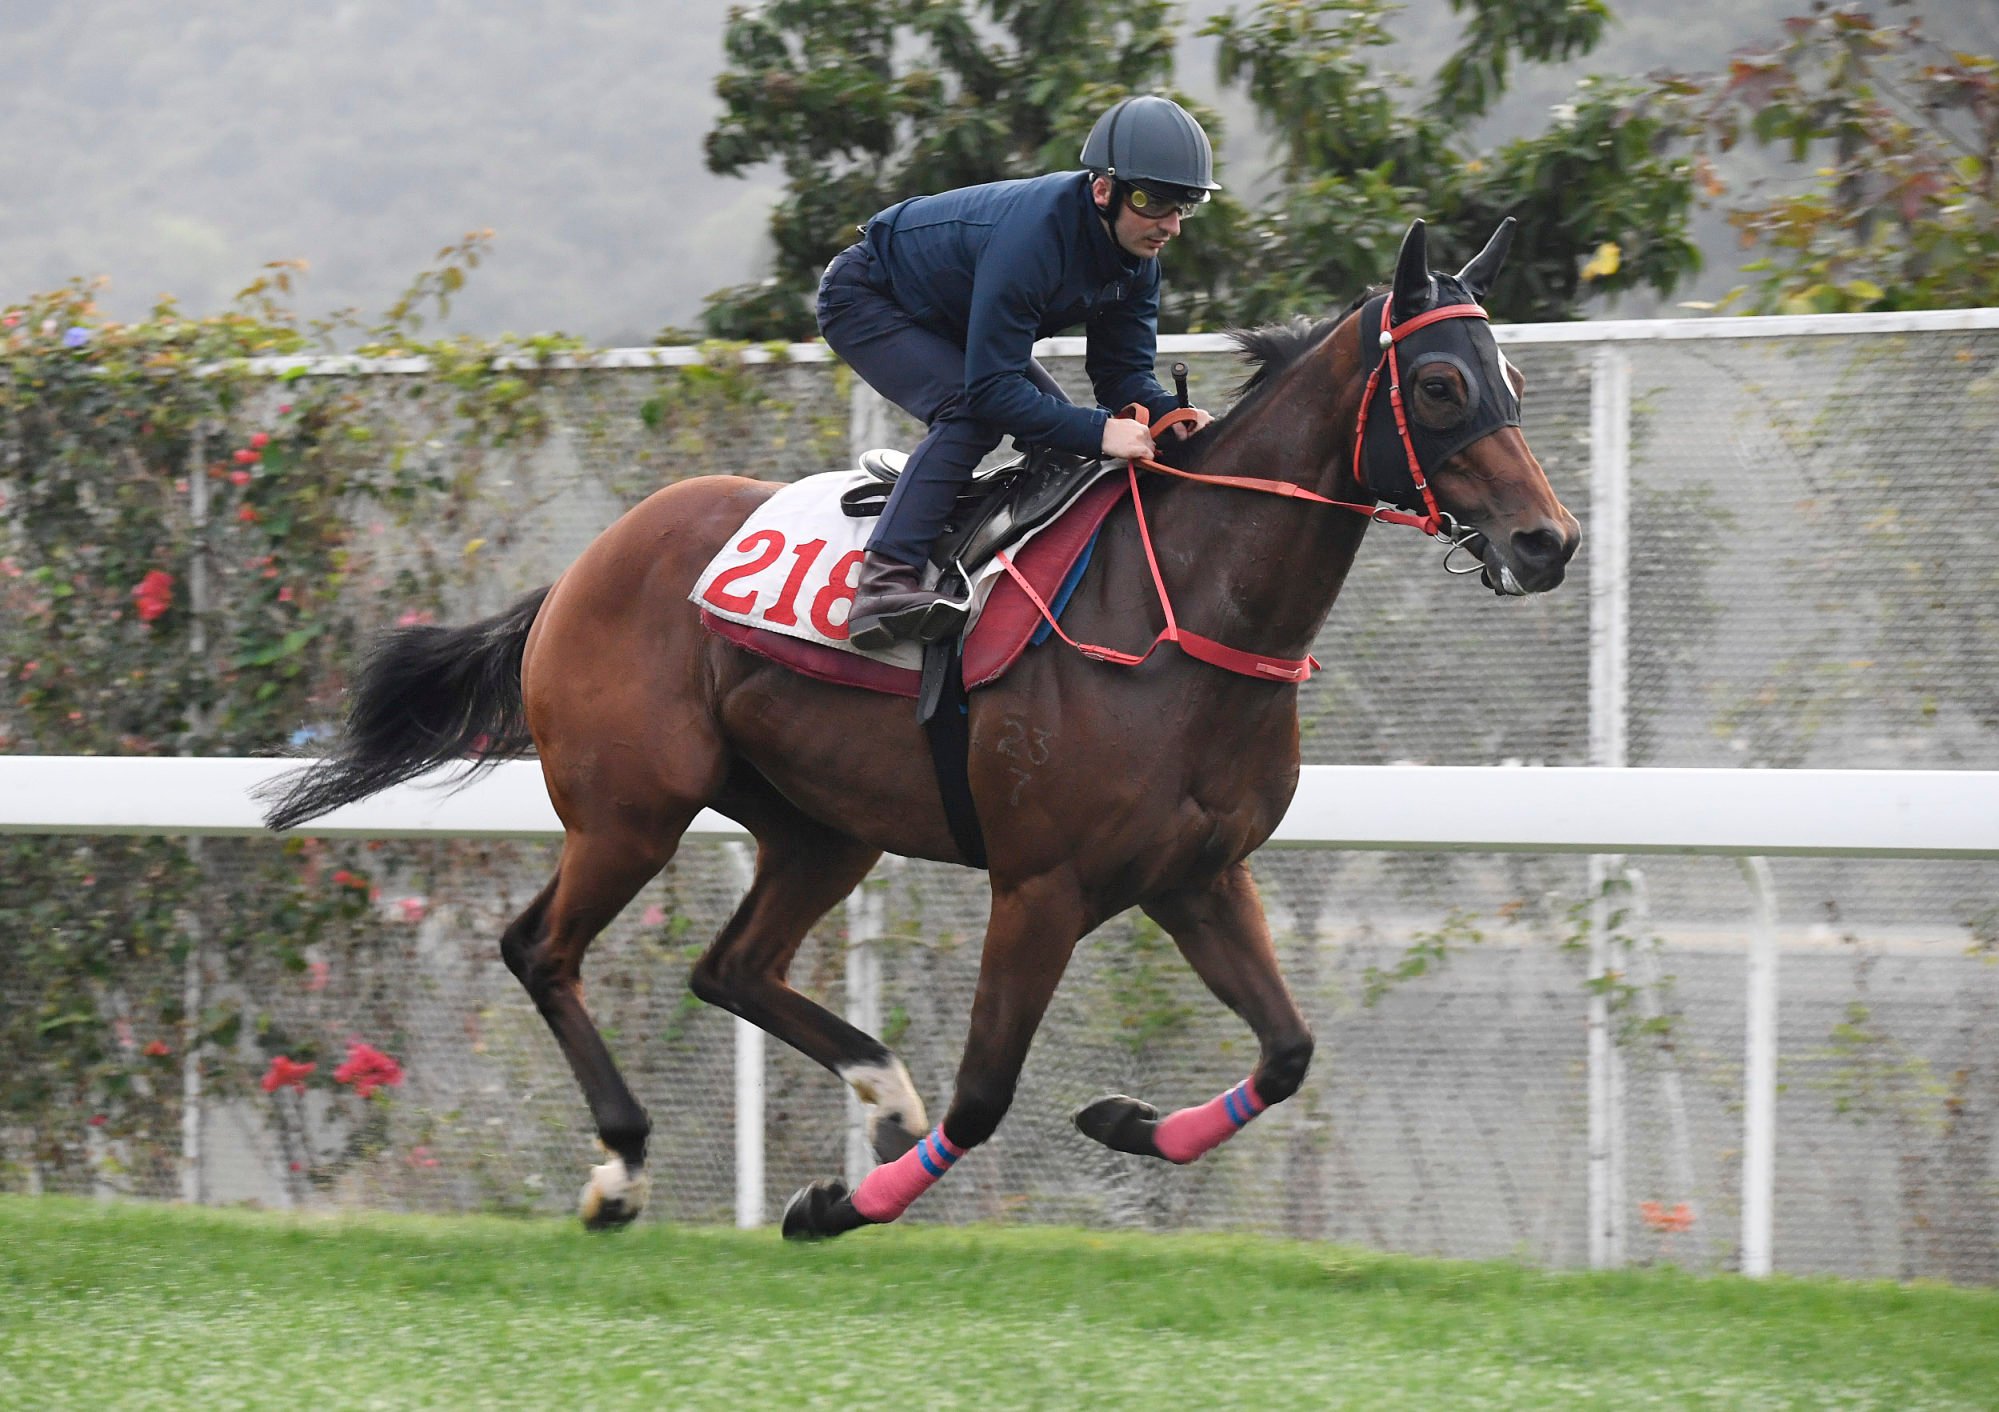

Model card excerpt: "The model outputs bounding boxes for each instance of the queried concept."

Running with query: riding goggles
[1123,181,1209,218]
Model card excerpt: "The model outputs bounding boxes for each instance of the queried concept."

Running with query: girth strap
[916,635,987,868]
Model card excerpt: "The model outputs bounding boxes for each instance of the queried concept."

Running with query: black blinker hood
[1358,263,1521,513]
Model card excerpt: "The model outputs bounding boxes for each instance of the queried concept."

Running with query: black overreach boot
[848,552,968,652]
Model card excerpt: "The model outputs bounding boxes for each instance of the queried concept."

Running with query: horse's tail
[259,585,552,831]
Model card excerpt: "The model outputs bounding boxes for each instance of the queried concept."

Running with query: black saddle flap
[931,450,1110,586]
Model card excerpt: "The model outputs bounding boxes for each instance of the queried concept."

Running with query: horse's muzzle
[1470,522,1577,596]
[1508,524,1576,593]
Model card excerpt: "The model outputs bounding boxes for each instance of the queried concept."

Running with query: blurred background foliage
[699,0,1994,337]
[1,1,1989,344]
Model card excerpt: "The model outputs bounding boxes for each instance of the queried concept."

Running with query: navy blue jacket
[862,171,1181,458]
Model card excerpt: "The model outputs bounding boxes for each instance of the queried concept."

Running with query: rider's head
[1081,95,1218,259]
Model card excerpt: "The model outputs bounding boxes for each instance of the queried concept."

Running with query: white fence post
[734,1017,765,1229]
[180,428,210,1206]
[849,373,897,463]
[725,844,765,1229]
[1586,346,1632,1268]
[1738,856,1780,1277]
[843,864,889,1187]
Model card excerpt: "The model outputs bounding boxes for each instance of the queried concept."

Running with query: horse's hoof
[1075,1094,1164,1158]
[578,1154,650,1231]
[870,1113,922,1164]
[781,1179,871,1242]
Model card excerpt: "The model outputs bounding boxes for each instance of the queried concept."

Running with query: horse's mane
[1158,287,1382,471]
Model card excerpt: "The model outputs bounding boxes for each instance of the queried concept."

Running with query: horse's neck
[1144,354,1371,657]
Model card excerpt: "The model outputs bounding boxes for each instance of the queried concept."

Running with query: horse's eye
[1422,377,1454,400]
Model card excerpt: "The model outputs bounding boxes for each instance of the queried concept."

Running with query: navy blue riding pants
[816,242,1070,567]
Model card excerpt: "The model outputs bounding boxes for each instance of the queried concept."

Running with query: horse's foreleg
[689,802,925,1162]
[1076,861,1314,1164]
[781,873,1086,1241]
[501,819,682,1229]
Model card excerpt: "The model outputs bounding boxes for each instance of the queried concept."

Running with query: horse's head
[1351,219,1580,595]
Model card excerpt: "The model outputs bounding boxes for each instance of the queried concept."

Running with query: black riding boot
[848,552,967,652]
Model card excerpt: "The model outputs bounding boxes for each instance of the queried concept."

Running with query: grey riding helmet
[1080,95,1219,213]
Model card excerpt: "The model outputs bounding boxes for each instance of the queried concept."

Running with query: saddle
[839,447,1113,602]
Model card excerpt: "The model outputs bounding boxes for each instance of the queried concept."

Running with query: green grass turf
[2,1197,1995,1410]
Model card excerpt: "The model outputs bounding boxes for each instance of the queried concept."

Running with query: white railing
[4,755,1996,1271]
[1,756,1991,857]
[215,306,1999,376]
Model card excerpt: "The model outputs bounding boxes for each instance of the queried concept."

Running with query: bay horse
[262,218,1578,1240]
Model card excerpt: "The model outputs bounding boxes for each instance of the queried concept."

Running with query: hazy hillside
[2,0,1990,343]
[1,0,763,346]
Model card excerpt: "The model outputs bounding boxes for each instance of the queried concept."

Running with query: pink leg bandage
[1154,1077,1268,1165]
[851,1125,965,1223]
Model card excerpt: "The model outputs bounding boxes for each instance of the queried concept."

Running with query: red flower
[142,1039,172,1058]
[249,432,270,450]
[333,1041,404,1098]
[233,448,260,465]
[237,504,259,524]
[260,1055,316,1093]
[87,1114,107,1127]
[1639,1200,1696,1233]
[131,569,174,623]
[229,468,252,487]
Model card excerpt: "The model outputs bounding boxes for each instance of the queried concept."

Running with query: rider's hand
[1164,407,1214,439]
[1101,416,1157,462]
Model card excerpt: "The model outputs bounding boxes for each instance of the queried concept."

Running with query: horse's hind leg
[1075,861,1315,1164]
[501,815,687,1229]
[690,780,926,1161]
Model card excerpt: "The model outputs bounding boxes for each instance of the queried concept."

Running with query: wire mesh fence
[3,317,1995,1282]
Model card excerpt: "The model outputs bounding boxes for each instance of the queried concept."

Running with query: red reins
[995,299,1492,685]
[996,454,1320,683]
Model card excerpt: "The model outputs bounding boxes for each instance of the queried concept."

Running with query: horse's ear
[1457,217,1517,301]
[1391,219,1430,318]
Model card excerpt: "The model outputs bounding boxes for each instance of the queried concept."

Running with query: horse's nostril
[1512,526,1564,571]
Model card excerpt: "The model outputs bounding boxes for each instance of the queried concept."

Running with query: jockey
[817,94,1220,651]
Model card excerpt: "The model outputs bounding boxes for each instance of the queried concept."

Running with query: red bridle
[1123,296,1493,536]
[994,298,1494,684]
[1348,296,1493,536]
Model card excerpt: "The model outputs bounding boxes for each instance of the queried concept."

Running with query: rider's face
[1093,178,1182,259]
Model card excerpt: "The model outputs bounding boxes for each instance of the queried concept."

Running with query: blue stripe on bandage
[1225,1081,1261,1128]
[917,1130,960,1178]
